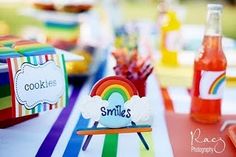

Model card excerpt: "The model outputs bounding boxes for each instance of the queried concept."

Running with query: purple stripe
[43,103,47,111]
[39,55,43,64]
[36,86,82,157]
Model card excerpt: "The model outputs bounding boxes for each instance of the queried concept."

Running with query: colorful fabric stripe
[18,48,55,56]
[36,86,82,157]
[13,40,56,56]
[61,54,69,107]
[0,47,22,62]
[0,71,9,86]
[45,21,78,29]
[0,85,10,98]
[0,96,11,110]
[160,87,174,112]
[14,43,54,50]
[62,59,107,156]
[102,134,119,157]
[45,31,78,41]
[43,21,79,42]
[140,132,155,157]
[63,116,89,156]
[0,35,20,47]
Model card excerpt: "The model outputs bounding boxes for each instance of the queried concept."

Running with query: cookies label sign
[7,54,68,117]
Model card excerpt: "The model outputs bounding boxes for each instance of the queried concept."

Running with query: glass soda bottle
[159,2,181,67]
[190,4,227,124]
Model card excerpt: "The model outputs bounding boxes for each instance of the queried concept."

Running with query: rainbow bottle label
[199,70,226,100]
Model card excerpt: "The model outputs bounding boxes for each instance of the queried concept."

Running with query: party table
[0,53,236,157]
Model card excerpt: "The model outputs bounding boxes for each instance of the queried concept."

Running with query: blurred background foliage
[0,0,235,39]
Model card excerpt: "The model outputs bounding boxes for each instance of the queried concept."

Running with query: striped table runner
[1,61,235,157]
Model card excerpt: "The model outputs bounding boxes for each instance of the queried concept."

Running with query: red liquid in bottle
[190,4,227,124]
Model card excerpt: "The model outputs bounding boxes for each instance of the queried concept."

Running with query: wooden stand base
[77,121,152,151]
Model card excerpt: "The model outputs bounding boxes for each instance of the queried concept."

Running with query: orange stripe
[95,80,135,97]
[160,88,174,112]
[54,103,58,109]
[90,76,138,96]
[77,127,152,135]
[13,58,22,117]
[154,74,174,112]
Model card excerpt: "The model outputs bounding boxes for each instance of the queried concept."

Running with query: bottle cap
[207,4,223,11]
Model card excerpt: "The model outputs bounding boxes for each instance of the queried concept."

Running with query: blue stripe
[63,58,107,156]
[19,48,55,56]
[36,87,82,157]
[63,116,90,157]
[0,72,9,86]
[45,21,78,29]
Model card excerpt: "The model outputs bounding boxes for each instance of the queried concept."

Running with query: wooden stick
[82,121,99,151]
[77,126,151,135]
[131,121,149,150]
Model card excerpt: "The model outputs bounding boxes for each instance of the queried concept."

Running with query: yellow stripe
[140,132,155,157]
[56,54,65,108]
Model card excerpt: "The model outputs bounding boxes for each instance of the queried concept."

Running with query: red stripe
[187,88,191,95]
[7,58,16,118]
[45,55,49,61]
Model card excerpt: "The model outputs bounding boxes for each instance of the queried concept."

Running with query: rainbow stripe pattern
[208,72,226,94]
[90,76,138,101]
[13,40,55,56]
[0,35,20,47]
[7,54,68,117]
[44,21,79,45]
[0,46,22,62]
[0,36,56,63]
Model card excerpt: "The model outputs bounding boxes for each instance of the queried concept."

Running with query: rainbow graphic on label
[90,76,138,101]
[80,76,151,128]
[82,76,139,128]
[199,70,226,99]
[208,72,226,95]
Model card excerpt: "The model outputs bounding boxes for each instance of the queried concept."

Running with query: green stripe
[0,52,20,56]
[17,46,53,53]
[0,85,10,98]
[61,54,69,106]
[0,96,11,110]
[45,31,78,39]
[140,132,155,157]
[103,88,128,101]
[102,134,119,157]
[31,56,37,114]
[0,49,15,53]
[26,56,31,63]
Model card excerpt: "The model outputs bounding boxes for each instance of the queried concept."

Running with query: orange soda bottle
[159,3,181,67]
[190,4,227,124]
